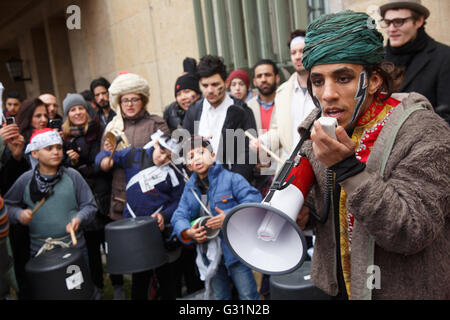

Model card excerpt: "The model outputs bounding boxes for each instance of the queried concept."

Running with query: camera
[49,119,62,130]
[64,137,78,152]
[69,126,84,137]
[6,117,15,125]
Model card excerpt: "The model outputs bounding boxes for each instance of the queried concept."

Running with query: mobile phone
[6,117,15,125]
[49,119,62,130]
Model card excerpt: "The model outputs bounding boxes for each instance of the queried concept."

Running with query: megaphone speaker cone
[223,203,307,275]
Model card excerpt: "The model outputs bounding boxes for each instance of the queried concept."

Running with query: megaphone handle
[271,121,313,191]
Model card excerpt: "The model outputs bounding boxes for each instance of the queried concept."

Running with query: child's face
[153,141,172,166]
[32,144,63,168]
[186,147,215,175]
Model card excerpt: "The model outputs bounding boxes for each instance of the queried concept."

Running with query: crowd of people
[0,0,449,301]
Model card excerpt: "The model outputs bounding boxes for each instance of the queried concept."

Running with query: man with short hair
[380,0,450,124]
[247,59,280,194]
[251,30,317,172]
[247,60,280,135]
[90,77,116,133]
[3,91,22,121]
[297,10,450,300]
[39,93,62,120]
[182,55,257,182]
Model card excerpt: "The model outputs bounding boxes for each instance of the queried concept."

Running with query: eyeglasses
[120,97,141,105]
[379,17,414,28]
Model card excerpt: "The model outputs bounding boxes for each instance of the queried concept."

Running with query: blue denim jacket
[171,163,262,268]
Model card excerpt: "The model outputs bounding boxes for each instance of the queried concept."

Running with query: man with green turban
[296,10,450,300]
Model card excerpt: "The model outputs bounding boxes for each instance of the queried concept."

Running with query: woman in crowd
[163,73,201,133]
[102,71,172,299]
[226,69,254,102]
[61,93,112,299]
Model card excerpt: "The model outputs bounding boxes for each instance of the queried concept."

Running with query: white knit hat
[103,72,151,149]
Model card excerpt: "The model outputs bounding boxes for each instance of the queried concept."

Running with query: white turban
[104,72,151,149]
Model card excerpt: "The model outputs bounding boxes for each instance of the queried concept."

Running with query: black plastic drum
[25,247,94,300]
[269,261,331,300]
[104,216,168,274]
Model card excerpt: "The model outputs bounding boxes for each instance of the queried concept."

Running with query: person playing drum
[96,130,185,300]
[4,128,96,257]
[171,136,261,300]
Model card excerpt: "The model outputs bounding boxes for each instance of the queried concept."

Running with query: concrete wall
[1,0,199,116]
[66,0,199,115]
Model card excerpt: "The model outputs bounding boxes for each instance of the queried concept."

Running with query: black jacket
[182,96,257,182]
[64,119,112,229]
[163,101,186,132]
[386,36,450,125]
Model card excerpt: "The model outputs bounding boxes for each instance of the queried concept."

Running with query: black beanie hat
[174,74,201,97]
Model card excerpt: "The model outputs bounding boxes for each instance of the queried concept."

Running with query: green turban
[302,10,385,71]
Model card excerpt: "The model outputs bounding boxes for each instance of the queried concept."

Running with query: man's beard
[96,101,110,109]
[258,82,277,96]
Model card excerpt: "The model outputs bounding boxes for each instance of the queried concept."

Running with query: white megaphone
[223,155,315,275]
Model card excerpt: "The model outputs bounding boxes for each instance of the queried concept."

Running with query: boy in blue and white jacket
[96,130,185,300]
[171,136,261,300]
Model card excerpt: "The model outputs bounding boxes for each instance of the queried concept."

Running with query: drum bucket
[269,261,331,300]
[104,216,168,274]
[25,247,94,300]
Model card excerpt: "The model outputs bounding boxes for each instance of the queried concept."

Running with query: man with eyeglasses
[380,0,450,124]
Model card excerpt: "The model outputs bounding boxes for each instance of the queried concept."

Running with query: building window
[193,0,327,75]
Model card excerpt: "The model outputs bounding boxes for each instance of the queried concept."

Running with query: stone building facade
[0,0,448,116]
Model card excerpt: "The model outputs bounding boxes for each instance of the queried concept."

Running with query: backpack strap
[379,104,426,178]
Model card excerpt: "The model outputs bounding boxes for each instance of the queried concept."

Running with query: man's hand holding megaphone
[296,206,310,231]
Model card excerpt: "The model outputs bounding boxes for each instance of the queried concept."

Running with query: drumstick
[70,227,77,246]
[107,142,120,162]
[30,198,47,216]
[190,188,213,216]
[245,131,283,164]
[169,161,190,182]
[107,135,123,162]
[30,190,54,216]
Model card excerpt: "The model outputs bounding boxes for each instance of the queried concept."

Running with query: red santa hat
[25,128,63,154]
